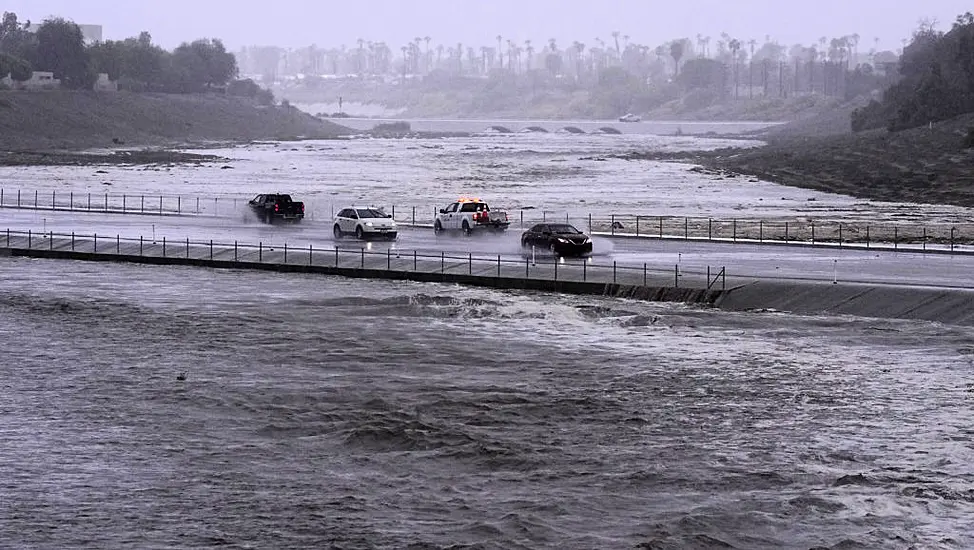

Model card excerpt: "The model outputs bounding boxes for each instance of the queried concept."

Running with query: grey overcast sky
[4,0,972,52]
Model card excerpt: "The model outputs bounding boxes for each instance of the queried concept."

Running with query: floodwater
[2,130,972,225]
[3,129,974,549]
[2,259,974,549]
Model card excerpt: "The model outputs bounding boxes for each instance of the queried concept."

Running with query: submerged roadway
[2,207,973,291]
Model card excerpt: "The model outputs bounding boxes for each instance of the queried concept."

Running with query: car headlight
[365,222,374,227]
[556,237,568,243]
[582,237,591,243]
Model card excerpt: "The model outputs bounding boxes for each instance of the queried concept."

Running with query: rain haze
[5,0,974,547]
[4,0,973,51]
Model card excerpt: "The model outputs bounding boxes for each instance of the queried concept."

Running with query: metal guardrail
[1,228,726,291]
[2,188,970,252]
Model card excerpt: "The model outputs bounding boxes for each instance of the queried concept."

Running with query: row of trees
[0,12,241,94]
[852,13,974,132]
[242,32,900,95]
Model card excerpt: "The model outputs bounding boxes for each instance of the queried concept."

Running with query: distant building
[93,73,117,92]
[1,71,61,90]
[24,23,103,45]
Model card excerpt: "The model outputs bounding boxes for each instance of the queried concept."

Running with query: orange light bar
[457,196,483,203]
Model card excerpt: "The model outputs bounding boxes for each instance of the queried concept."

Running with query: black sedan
[521,223,593,256]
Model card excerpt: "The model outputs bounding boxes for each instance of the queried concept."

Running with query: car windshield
[356,208,388,218]
[548,224,581,234]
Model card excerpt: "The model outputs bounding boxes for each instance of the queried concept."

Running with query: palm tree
[424,36,431,73]
[670,40,685,76]
[524,39,533,70]
[728,38,741,97]
[496,35,503,69]
[748,39,757,98]
[612,31,621,55]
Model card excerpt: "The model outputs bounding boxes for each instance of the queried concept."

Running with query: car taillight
[301,204,305,212]
[274,204,279,212]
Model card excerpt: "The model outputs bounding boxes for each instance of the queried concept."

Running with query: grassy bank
[0,91,352,152]
[710,112,974,207]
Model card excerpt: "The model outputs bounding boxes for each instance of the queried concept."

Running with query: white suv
[333,207,398,240]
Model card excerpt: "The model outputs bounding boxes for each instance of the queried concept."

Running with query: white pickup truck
[433,198,510,235]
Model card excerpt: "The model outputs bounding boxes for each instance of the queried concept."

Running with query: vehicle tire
[550,243,559,257]
[355,226,364,240]
[265,213,274,225]
[434,220,443,234]
[462,221,471,236]
[333,225,343,239]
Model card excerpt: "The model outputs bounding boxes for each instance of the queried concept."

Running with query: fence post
[414,250,417,271]
[1,188,3,207]
[197,197,200,214]
[707,266,711,287]
[497,254,501,277]
[361,247,365,268]
[866,226,870,249]
[923,227,927,251]
[141,195,144,213]
[468,252,472,274]
[259,242,263,262]
[583,260,587,282]
[951,227,955,252]
[613,261,617,283]
[104,193,108,211]
[553,257,558,281]
[674,265,679,288]
[309,244,312,266]
[412,206,416,225]
[894,226,898,250]
[28,229,31,249]
[387,247,391,270]
[139,236,142,256]
[70,191,72,211]
[116,234,120,254]
[684,218,688,240]
[659,217,663,238]
[235,241,238,262]
[811,221,815,244]
[211,240,214,260]
[162,236,165,257]
[441,252,444,273]
[643,263,647,286]
[49,231,53,250]
[93,233,96,253]
[186,237,189,258]
[52,190,56,210]
[178,196,181,214]
[708,218,712,241]
[5,228,7,248]
[838,223,842,247]
[34,190,37,208]
[785,222,789,242]
[123,194,126,212]
[17,189,20,207]
[391,205,395,220]
[159,195,163,215]
[733,220,737,242]
[284,242,288,264]
[636,216,640,237]
[525,257,529,278]
[588,213,592,233]
[72,232,75,251]
[611,214,615,235]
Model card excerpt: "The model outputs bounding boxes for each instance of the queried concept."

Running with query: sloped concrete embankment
[715,280,974,326]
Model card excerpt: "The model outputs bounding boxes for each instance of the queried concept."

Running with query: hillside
[0,91,353,151]
[707,112,974,206]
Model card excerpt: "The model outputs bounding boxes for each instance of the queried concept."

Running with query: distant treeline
[852,13,974,132]
[0,12,272,103]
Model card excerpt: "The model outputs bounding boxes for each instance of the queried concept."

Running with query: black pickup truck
[248,193,305,223]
